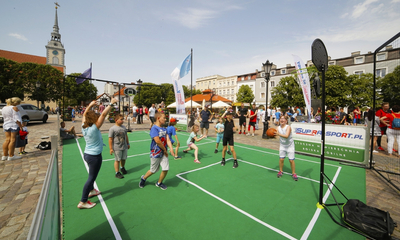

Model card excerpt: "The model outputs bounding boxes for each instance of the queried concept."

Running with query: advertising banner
[291,122,369,165]
[169,114,188,131]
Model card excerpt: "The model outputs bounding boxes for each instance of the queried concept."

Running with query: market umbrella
[167,102,177,108]
[185,100,201,108]
[212,100,230,108]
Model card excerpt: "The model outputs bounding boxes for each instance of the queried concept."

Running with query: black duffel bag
[342,199,396,240]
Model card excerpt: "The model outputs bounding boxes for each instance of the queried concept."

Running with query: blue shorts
[3,127,19,132]
[216,134,223,144]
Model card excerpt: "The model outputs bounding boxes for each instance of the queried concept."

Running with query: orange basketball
[266,128,277,138]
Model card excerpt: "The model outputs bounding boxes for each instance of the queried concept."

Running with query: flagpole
[190,48,193,116]
[90,62,92,85]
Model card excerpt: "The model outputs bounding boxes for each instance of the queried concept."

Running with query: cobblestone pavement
[0,115,399,239]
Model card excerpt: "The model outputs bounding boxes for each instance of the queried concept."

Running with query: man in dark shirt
[198,105,213,138]
[236,103,248,134]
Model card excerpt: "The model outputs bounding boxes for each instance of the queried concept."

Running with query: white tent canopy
[167,100,201,108]
[211,100,230,108]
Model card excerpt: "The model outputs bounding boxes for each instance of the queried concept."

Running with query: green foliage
[63,73,97,106]
[236,85,254,104]
[133,82,162,107]
[0,58,25,102]
[378,65,400,107]
[183,85,201,98]
[347,73,379,108]
[270,76,304,108]
[323,65,350,107]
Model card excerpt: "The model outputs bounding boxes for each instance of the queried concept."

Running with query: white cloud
[391,0,400,3]
[351,0,379,19]
[169,8,217,29]
[8,33,28,41]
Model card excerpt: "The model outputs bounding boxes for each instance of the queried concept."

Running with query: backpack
[392,113,400,130]
[342,199,396,240]
[36,141,51,150]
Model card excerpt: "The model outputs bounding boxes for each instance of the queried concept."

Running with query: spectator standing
[385,105,400,155]
[198,105,213,138]
[376,102,391,151]
[132,104,137,124]
[149,104,156,128]
[236,103,248,134]
[99,102,105,114]
[2,97,23,161]
[366,109,381,153]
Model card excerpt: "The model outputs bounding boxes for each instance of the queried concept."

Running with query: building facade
[216,75,237,102]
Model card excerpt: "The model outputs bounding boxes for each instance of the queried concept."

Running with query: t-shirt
[82,124,104,155]
[166,126,177,144]
[249,108,257,122]
[186,132,197,145]
[376,109,390,128]
[132,106,137,114]
[224,119,235,137]
[386,112,400,129]
[71,108,75,116]
[200,109,212,123]
[278,125,293,147]
[108,125,128,151]
[149,107,156,117]
[339,112,347,122]
[353,109,361,119]
[149,125,168,158]
[238,107,248,117]
[123,106,128,112]
[60,127,73,139]
[215,123,225,136]
[275,111,281,120]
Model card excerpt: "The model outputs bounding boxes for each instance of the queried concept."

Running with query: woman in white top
[275,115,298,181]
[2,97,23,161]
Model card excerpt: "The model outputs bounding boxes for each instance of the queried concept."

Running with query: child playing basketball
[167,118,181,160]
[183,124,205,163]
[139,111,174,190]
[108,114,130,179]
[214,117,231,155]
[246,103,258,136]
[220,110,239,168]
[275,115,298,181]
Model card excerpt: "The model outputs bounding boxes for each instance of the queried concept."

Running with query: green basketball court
[62,131,366,240]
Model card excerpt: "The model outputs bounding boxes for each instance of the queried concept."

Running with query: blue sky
[1,0,399,93]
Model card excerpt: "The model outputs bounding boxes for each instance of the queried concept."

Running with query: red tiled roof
[113,87,127,96]
[0,49,64,72]
[185,93,232,103]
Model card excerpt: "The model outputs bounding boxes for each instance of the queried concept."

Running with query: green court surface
[62,131,366,240]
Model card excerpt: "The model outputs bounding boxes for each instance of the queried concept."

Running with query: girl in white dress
[276,115,298,181]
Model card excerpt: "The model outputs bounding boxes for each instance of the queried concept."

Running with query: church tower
[46,3,65,71]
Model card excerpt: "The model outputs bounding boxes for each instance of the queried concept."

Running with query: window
[261,93,265,98]
[231,89,234,94]
[227,81,230,86]
[52,56,59,64]
[213,80,215,85]
[223,90,226,95]
[250,85,253,89]
[247,76,251,80]
[241,77,244,81]
[271,70,276,76]
[232,81,234,85]
[270,81,275,87]
[376,68,386,77]
[219,90,222,94]
[261,72,265,77]
[354,71,364,75]
[354,56,364,64]
[261,82,265,88]
[376,53,386,61]
[281,69,286,74]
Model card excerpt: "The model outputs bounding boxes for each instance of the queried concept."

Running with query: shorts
[71,114,75,118]
[187,142,193,148]
[279,143,295,160]
[200,122,209,129]
[133,112,137,117]
[150,117,155,123]
[216,134,223,144]
[3,127,19,133]
[150,155,169,173]
[114,149,128,161]
[239,116,246,126]
[249,122,256,127]
[223,135,234,146]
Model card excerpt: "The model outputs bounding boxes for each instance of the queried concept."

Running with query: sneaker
[155,182,167,190]
[252,133,254,137]
[88,189,101,198]
[22,151,28,154]
[194,159,201,164]
[1,156,8,161]
[243,131,246,135]
[221,159,226,166]
[174,156,182,160]
[277,171,283,178]
[233,160,238,168]
[246,133,251,136]
[239,131,242,134]
[7,155,22,161]
[214,149,218,153]
[373,150,378,153]
[227,150,232,155]
[121,167,127,174]
[378,146,385,151]
[115,172,124,179]
[183,150,189,153]
[139,175,146,188]
[200,135,203,138]
[77,200,96,209]
[292,174,298,181]
[19,152,24,155]
[393,149,398,153]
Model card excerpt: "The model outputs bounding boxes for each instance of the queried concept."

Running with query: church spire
[46,2,65,68]
[51,2,61,42]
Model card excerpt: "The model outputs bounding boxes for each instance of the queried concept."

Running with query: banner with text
[293,55,311,118]
[170,114,188,131]
[291,122,369,165]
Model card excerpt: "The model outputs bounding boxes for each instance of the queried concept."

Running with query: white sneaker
[8,155,22,161]
[252,133,255,137]
[1,156,8,161]
[200,135,203,138]
[373,150,378,153]
[246,133,251,136]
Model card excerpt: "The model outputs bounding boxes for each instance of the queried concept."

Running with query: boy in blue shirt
[166,118,181,160]
[139,112,173,190]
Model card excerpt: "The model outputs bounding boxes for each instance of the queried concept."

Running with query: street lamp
[137,79,143,105]
[262,60,273,139]
[36,81,41,109]
[210,88,216,110]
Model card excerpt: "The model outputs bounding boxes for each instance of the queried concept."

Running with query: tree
[133,83,162,107]
[0,58,25,102]
[270,76,304,109]
[347,73,379,108]
[323,65,350,108]
[183,85,201,98]
[378,65,400,107]
[63,73,97,106]
[236,85,255,104]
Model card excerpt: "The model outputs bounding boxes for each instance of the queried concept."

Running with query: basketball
[266,128,277,138]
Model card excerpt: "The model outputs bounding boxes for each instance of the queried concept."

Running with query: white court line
[75,138,122,240]
[176,159,297,240]
[300,167,342,240]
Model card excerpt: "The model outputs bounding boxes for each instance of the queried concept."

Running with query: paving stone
[7,213,29,226]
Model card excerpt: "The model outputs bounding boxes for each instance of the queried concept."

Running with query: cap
[170,118,179,123]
